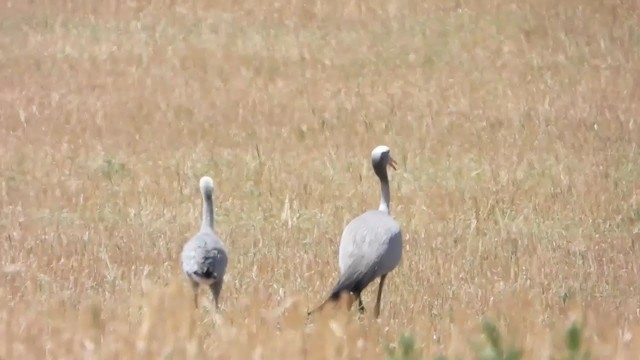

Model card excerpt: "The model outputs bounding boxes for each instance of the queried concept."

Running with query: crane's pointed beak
[388,157,397,170]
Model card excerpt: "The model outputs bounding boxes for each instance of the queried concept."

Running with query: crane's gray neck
[373,161,391,214]
[200,190,214,232]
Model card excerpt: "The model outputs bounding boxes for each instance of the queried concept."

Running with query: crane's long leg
[191,280,199,309]
[373,274,387,318]
[357,296,365,314]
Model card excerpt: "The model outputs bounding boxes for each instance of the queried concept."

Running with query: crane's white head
[199,176,215,196]
[371,145,397,171]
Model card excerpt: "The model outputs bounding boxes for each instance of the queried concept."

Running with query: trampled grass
[1,0,639,358]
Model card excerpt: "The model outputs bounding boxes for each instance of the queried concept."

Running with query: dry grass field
[1,0,639,358]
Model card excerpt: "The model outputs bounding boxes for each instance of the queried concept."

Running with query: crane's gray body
[331,210,402,297]
[181,229,228,286]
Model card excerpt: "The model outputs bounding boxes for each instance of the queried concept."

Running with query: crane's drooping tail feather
[307,290,356,316]
[193,269,218,280]
[307,273,368,316]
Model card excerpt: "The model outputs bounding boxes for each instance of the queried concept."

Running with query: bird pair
[180,145,402,319]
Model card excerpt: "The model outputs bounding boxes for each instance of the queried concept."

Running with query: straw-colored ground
[1,0,639,358]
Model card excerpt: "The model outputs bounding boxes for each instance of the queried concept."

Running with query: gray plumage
[181,176,228,309]
[310,145,402,318]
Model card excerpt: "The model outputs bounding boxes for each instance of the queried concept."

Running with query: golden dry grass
[1,0,639,358]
